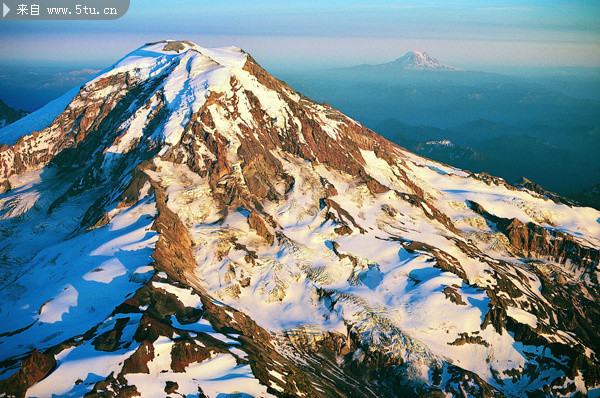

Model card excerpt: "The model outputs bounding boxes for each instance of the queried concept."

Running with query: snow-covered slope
[0,40,599,398]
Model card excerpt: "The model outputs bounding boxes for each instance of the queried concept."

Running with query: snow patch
[38,284,79,324]
[82,258,127,284]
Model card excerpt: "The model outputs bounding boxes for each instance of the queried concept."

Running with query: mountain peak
[403,50,429,58]
[114,40,248,76]
[84,40,255,147]
[143,40,245,59]
[390,51,463,71]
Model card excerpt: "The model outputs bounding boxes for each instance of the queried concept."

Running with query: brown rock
[170,339,215,372]
[396,238,468,282]
[85,372,140,398]
[468,200,600,270]
[132,313,176,343]
[150,180,198,283]
[92,318,130,352]
[442,286,467,306]
[248,212,274,245]
[164,381,179,394]
[120,340,154,375]
[448,332,490,347]
[323,198,366,234]
[240,277,251,287]
[481,305,507,334]
[116,386,141,398]
[334,225,353,236]
[0,349,56,398]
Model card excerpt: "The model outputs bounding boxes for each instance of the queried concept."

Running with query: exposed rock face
[516,177,578,207]
[150,180,199,284]
[0,72,146,182]
[0,350,56,398]
[247,212,274,244]
[170,339,219,372]
[164,380,178,394]
[448,332,490,347]
[0,40,599,397]
[84,373,141,398]
[120,340,154,375]
[92,317,130,352]
[468,200,599,272]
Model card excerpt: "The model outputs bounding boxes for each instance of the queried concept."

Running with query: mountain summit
[0,40,599,397]
[387,51,463,71]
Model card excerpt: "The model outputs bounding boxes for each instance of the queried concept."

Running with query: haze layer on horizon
[0,0,599,71]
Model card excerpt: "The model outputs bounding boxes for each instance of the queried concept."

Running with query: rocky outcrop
[120,340,154,375]
[468,200,599,271]
[92,317,130,352]
[281,328,502,398]
[247,212,274,244]
[150,180,198,284]
[448,332,490,347]
[442,285,467,305]
[516,177,578,207]
[84,372,140,398]
[170,339,218,372]
[323,198,367,233]
[393,237,468,282]
[0,72,143,183]
[0,349,56,398]
[164,380,178,394]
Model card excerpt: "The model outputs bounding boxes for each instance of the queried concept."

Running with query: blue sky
[1,0,599,70]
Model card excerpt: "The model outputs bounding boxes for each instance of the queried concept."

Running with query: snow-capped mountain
[383,51,463,71]
[0,40,599,397]
[338,51,462,73]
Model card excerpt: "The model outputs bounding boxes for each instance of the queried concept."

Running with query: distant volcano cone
[387,51,463,70]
